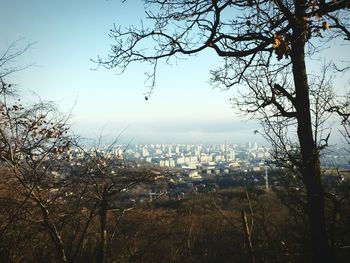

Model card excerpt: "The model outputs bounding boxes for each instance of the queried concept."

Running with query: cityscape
[1,0,350,262]
[56,141,349,204]
[73,141,350,177]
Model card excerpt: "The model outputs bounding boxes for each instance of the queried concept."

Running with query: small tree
[77,143,159,263]
[0,78,74,262]
[97,1,350,261]
[0,42,93,262]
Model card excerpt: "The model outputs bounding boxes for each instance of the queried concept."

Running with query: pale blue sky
[0,0,348,144]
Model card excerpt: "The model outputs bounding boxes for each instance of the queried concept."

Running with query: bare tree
[0,39,34,80]
[74,141,160,263]
[96,1,350,261]
[0,41,95,262]
[0,79,74,262]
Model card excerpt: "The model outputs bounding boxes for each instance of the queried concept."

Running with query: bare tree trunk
[97,196,107,263]
[291,22,333,262]
[241,210,255,263]
[37,200,68,263]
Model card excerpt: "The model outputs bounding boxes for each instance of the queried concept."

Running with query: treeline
[1,168,350,263]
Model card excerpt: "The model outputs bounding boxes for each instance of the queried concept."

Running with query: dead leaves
[272,17,332,59]
[273,33,291,61]
[322,21,330,30]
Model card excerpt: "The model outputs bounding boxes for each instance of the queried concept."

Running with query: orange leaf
[322,21,330,30]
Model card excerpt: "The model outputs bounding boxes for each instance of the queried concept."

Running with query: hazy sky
[1,0,349,144]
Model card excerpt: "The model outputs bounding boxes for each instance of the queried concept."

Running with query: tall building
[142,147,149,157]
[228,149,235,161]
[224,140,227,162]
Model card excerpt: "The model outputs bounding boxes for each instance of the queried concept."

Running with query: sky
[0,0,349,145]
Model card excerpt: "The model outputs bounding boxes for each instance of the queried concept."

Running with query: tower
[265,166,270,190]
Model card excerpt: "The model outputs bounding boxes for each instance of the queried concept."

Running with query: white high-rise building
[228,150,235,161]
[142,147,149,157]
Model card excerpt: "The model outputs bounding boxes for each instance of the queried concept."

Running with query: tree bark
[291,18,333,261]
[241,210,255,263]
[37,200,68,263]
[97,195,107,263]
